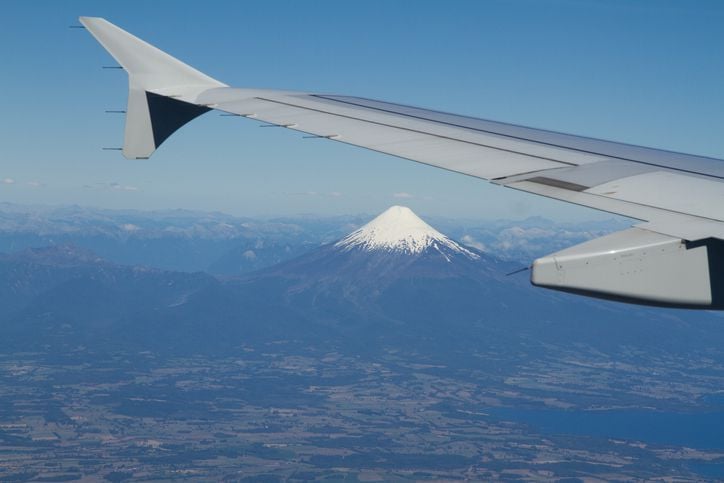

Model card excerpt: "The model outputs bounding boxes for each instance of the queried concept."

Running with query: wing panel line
[252,97,576,169]
[312,95,724,181]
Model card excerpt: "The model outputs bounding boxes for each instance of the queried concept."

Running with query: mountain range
[0,202,630,274]
[1,205,722,364]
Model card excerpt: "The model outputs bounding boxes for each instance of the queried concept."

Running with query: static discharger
[506,266,530,277]
[220,113,257,117]
[259,123,297,128]
[303,134,340,139]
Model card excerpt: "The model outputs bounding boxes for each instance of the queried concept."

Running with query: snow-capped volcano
[251,205,517,309]
[334,206,479,260]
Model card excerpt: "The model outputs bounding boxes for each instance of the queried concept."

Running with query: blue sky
[1,0,723,219]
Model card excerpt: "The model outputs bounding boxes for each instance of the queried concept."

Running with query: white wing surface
[80,17,724,309]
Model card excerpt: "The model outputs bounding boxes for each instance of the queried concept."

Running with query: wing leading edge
[80,17,724,309]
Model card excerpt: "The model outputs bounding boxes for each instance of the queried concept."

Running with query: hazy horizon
[0,199,633,224]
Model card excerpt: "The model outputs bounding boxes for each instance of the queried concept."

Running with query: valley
[2,341,724,481]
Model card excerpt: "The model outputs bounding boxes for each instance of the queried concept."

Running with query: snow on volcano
[334,206,479,260]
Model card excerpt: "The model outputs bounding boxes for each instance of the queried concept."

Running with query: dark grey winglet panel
[146,92,211,149]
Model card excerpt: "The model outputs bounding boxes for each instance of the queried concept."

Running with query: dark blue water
[690,462,724,479]
[489,407,724,450]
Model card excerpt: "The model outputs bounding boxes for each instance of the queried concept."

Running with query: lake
[489,407,724,450]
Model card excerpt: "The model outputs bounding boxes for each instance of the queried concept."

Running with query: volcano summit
[334,205,479,261]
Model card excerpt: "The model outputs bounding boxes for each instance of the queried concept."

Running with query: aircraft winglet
[79,17,226,159]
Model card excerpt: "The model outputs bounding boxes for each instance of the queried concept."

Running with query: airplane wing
[79,17,724,309]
